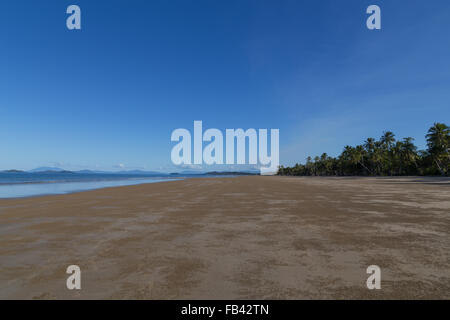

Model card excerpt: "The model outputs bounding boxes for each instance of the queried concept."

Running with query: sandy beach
[0,176,449,299]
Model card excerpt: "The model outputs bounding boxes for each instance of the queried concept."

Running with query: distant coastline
[0,169,258,199]
[1,167,259,176]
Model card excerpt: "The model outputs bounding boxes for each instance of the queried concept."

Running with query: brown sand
[0,176,449,299]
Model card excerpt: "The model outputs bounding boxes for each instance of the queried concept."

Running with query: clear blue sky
[1,0,449,171]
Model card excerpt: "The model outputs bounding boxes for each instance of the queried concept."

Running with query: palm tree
[313,156,320,176]
[372,141,384,175]
[381,131,395,150]
[400,137,419,175]
[363,138,376,174]
[341,146,355,175]
[426,123,450,175]
[355,145,372,174]
[380,131,396,175]
[364,138,375,153]
[305,156,313,175]
[277,123,448,177]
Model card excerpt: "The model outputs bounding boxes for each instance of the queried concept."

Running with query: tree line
[278,122,449,177]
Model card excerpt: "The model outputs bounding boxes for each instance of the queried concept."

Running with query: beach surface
[0,176,449,299]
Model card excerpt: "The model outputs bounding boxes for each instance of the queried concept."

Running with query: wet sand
[0,176,449,299]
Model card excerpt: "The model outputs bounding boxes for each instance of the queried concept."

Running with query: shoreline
[1,176,449,299]
[0,177,182,200]
[1,175,448,200]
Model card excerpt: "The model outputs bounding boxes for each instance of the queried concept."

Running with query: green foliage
[278,123,449,177]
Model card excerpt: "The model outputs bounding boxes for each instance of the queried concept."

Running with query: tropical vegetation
[278,122,449,176]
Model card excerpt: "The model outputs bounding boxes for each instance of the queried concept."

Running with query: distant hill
[29,167,66,173]
[76,170,108,174]
[114,170,167,175]
[178,170,206,175]
[24,167,259,176]
[76,169,168,175]
[170,171,259,176]
[1,169,24,173]
[22,168,167,175]
[206,171,259,176]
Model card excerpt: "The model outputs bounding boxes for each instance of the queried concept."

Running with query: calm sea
[0,172,178,198]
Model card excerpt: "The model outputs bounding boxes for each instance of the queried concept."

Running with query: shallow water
[0,177,178,198]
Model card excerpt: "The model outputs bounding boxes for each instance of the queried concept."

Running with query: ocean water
[0,172,178,198]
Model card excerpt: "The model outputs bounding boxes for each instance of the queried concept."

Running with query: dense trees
[278,123,449,176]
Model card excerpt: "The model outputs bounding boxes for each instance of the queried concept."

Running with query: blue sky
[1,0,449,171]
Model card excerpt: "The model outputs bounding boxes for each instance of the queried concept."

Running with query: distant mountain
[178,170,206,175]
[114,170,168,175]
[75,169,167,175]
[25,168,167,175]
[1,169,24,173]
[29,167,67,173]
[205,171,259,176]
[76,170,109,174]
[24,167,258,175]
[170,169,260,175]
